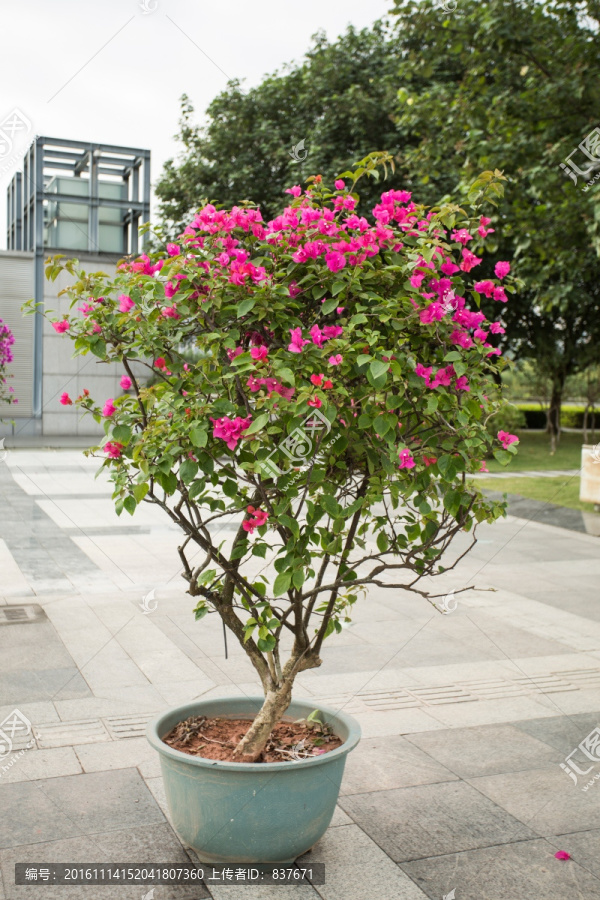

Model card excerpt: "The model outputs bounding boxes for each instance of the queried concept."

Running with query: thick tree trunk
[233,682,293,762]
[547,382,563,455]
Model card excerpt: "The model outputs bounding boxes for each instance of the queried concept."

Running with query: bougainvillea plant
[38,154,519,761]
[0,319,17,410]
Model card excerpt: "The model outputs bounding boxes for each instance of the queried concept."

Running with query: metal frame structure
[6,137,151,418]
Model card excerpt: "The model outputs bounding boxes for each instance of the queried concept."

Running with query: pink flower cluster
[288,324,344,353]
[498,430,519,449]
[104,441,124,459]
[415,363,470,392]
[211,415,252,450]
[246,375,294,400]
[242,505,269,534]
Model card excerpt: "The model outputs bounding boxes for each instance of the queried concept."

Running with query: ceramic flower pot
[146,695,361,864]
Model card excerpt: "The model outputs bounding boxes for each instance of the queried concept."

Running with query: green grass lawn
[486,431,588,472]
[475,475,597,513]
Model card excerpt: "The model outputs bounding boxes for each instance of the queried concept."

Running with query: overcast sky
[0,0,392,247]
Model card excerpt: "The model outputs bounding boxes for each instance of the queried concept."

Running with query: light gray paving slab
[298,823,428,899]
[74,737,161,778]
[468,764,600,836]
[339,780,536,862]
[339,734,457,795]
[0,823,209,899]
[0,767,165,849]
[513,710,600,756]
[0,747,81,783]
[401,838,600,900]
[547,829,600,879]
[405,723,559,778]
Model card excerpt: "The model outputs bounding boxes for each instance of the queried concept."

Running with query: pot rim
[146,695,361,772]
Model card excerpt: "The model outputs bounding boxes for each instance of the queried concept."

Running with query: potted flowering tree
[39,155,518,863]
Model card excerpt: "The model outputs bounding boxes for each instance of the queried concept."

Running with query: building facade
[0,137,150,438]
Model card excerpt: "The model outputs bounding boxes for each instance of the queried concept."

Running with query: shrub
[39,157,517,760]
[0,319,16,409]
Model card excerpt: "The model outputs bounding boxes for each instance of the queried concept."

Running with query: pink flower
[335,179,345,190]
[474,280,495,298]
[455,376,470,391]
[460,249,482,272]
[495,261,510,279]
[498,430,519,449]
[490,322,505,334]
[285,185,302,197]
[419,302,445,324]
[155,357,167,369]
[423,455,437,467]
[493,286,508,303]
[167,243,181,256]
[415,363,433,386]
[227,346,244,361]
[308,396,322,408]
[243,505,269,534]
[432,365,453,387]
[120,375,132,390]
[59,392,72,406]
[311,374,324,387]
[329,354,343,366]
[554,851,570,861]
[104,441,124,459]
[288,281,302,298]
[211,415,252,450]
[451,229,473,245]
[52,320,70,333]
[250,346,268,361]
[162,306,180,319]
[479,461,489,473]
[440,259,460,276]
[288,327,309,353]
[118,294,135,313]
[325,251,346,273]
[398,448,415,470]
[102,399,117,417]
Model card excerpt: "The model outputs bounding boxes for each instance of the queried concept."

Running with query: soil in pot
[163,714,343,763]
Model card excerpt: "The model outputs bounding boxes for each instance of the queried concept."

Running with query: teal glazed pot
[146,695,361,864]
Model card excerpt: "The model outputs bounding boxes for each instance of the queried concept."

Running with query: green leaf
[279,514,300,539]
[273,571,292,596]
[321,296,339,314]
[331,281,346,296]
[112,425,131,444]
[443,490,462,517]
[133,482,148,503]
[237,297,256,318]
[244,412,270,435]
[320,494,341,517]
[493,449,513,466]
[189,427,208,448]
[123,495,136,516]
[197,568,217,586]
[376,531,389,552]
[369,360,389,380]
[179,459,198,483]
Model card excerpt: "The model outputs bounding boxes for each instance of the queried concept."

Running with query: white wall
[0,252,34,422]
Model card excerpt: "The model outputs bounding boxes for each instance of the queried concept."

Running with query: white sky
[0,0,392,247]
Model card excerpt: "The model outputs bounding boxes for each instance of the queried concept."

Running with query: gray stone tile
[401,838,600,900]
[0,823,209,898]
[0,668,90,704]
[338,781,536,861]
[0,768,165,849]
[548,829,600,879]
[406,723,559,778]
[468,765,600,836]
[0,747,81,783]
[298,823,427,899]
[513,711,600,756]
[339,734,457,796]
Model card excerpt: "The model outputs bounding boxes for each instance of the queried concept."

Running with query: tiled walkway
[1,450,600,898]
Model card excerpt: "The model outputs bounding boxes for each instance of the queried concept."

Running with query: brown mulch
[163,714,343,763]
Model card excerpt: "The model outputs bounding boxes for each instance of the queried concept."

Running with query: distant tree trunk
[547,381,563,454]
[584,404,590,444]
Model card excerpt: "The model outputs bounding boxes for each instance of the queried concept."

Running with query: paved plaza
[1,449,600,898]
